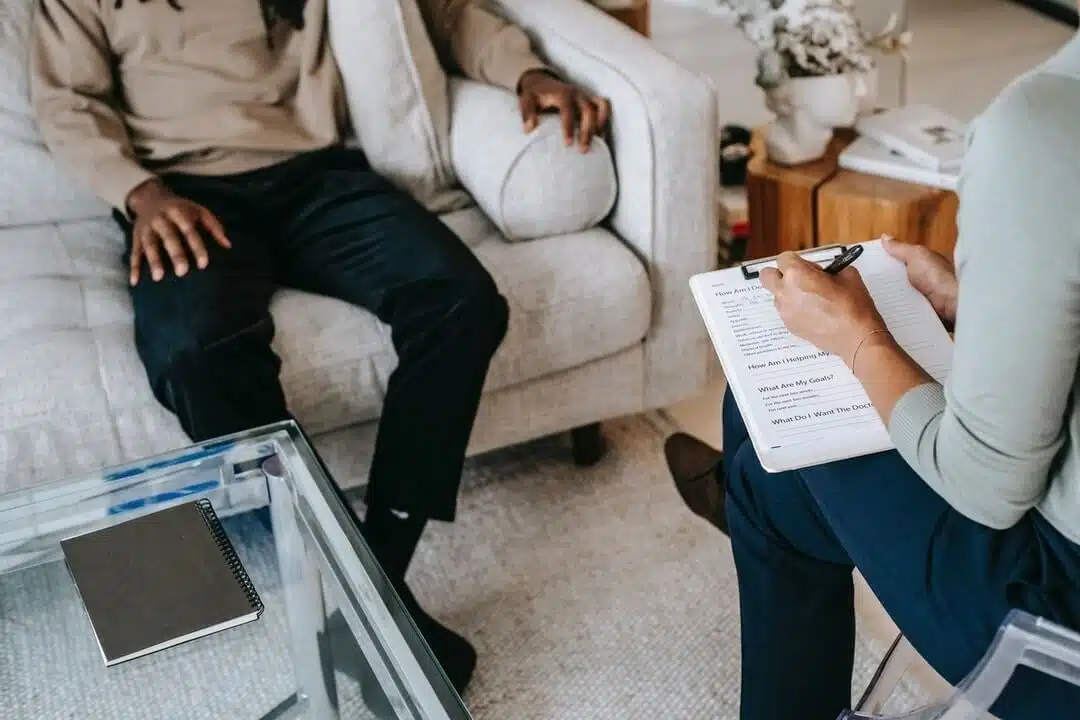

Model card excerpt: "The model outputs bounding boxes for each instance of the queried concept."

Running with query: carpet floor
[401,413,926,718]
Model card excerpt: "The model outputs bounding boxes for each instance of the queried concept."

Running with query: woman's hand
[759,252,889,366]
[882,237,958,327]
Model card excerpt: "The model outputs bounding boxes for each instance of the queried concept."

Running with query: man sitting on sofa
[31,0,609,693]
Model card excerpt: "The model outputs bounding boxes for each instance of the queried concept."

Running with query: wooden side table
[593,0,651,36]
[746,129,958,259]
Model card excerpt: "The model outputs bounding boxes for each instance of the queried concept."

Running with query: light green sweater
[889,32,1080,545]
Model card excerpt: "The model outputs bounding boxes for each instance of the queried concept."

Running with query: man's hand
[882,236,958,328]
[517,70,611,153]
[125,179,231,286]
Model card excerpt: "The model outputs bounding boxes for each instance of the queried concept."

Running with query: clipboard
[740,244,849,280]
[690,237,953,472]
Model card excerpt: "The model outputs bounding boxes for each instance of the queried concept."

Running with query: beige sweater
[30,0,547,213]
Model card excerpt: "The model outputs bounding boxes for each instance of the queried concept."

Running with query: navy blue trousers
[722,388,1080,720]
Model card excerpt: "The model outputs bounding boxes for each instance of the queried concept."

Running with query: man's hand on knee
[125,178,232,285]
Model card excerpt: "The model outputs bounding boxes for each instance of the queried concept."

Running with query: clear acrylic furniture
[0,421,469,720]
[842,610,1080,719]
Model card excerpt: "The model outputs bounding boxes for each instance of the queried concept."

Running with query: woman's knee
[726,442,856,566]
[722,387,750,453]
[724,439,772,534]
[721,393,762,528]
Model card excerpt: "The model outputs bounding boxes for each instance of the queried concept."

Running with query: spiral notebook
[61,499,264,666]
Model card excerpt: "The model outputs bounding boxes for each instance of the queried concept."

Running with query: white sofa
[0,0,718,493]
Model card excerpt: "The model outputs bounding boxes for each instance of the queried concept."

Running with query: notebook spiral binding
[195,498,265,615]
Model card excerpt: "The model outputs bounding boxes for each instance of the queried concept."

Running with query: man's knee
[138,309,276,389]
[447,275,510,351]
[418,249,509,350]
[138,310,285,438]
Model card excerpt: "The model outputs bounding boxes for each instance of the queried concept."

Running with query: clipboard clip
[740,244,848,280]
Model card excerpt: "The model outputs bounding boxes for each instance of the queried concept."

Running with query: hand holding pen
[759,242,887,361]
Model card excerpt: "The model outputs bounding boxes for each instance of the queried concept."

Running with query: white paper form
[689,240,953,472]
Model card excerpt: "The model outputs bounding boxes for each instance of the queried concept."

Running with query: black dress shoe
[663,432,728,535]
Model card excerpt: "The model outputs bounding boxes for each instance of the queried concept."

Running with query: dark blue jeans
[722,388,1080,720]
[115,147,508,521]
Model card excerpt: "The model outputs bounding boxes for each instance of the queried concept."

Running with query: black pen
[823,245,864,275]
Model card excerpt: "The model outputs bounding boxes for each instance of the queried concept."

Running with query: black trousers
[116,148,509,521]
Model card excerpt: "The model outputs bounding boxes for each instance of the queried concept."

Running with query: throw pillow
[449,79,618,241]
[0,0,110,227]
[327,0,470,214]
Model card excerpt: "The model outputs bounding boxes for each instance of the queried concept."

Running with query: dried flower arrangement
[682,0,911,89]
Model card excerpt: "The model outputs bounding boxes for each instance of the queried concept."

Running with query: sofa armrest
[489,0,719,408]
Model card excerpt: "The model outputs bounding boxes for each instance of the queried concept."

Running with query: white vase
[763,69,876,166]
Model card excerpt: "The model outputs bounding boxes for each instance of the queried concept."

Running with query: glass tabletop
[0,421,471,720]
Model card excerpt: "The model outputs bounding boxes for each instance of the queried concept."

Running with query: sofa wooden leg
[571,422,607,467]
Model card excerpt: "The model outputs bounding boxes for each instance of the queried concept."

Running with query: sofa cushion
[0,0,111,228]
[328,0,470,214]
[451,208,651,391]
[449,78,618,241]
[0,211,650,492]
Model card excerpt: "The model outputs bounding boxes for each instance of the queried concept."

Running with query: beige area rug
[345,412,929,719]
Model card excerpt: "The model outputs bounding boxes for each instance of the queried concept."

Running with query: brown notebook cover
[61,499,264,666]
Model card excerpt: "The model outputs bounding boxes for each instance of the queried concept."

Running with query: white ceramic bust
[764,71,872,166]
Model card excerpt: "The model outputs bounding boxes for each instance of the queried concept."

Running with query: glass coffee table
[0,421,471,720]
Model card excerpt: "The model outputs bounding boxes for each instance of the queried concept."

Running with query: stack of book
[840,105,967,192]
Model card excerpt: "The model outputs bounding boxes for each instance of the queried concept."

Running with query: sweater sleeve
[887,73,1080,529]
[30,0,155,214]
[449,4,549,92]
